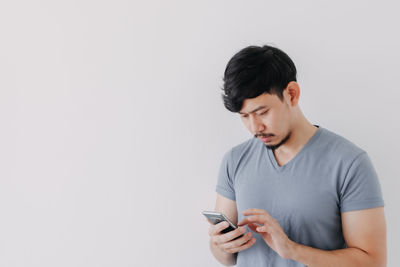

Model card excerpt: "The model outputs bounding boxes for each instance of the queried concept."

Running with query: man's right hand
[208,220,257,254]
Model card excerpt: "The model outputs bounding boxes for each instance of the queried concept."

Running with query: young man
[207,45,386,266]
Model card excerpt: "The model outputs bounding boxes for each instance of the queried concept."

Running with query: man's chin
[265,132,291,150]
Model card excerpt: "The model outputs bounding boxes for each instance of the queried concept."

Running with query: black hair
[221,45,297,112]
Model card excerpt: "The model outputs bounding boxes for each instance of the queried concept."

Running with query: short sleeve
[340,152,384,212]
[215,150,236,201]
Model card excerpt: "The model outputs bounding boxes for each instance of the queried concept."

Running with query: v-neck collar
[265,125,322,172]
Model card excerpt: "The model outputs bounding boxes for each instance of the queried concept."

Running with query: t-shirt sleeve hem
[216,186,236,201]
[340,198,385,212]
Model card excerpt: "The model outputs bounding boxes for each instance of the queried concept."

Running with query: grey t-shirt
[216,126,384,267]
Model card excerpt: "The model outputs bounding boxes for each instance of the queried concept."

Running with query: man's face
[239,91,293,150]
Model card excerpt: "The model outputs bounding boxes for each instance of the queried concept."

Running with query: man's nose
[249,115,265,134]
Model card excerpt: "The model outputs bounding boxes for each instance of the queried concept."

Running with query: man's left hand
[238,208,295,259]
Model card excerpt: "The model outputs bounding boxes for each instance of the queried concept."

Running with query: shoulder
[317,127,366,161]
[220,137,260,170]
[220,137,260,179]
[228,137,259,159]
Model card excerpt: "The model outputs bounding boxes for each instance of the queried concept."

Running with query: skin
[208,82,387,266]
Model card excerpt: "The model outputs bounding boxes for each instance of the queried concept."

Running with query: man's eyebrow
[239,105,268,115]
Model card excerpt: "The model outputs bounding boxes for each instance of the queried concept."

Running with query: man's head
[221,45,301,150]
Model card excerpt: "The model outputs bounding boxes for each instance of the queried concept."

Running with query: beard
[265,131,292,150]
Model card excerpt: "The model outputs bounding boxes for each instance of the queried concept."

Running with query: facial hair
[265,131,292,150]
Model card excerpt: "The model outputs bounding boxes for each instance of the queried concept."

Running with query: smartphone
[202,210,240,235]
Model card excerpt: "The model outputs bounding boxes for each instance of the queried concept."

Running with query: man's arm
[208,194,257,266]
[209,194,238,266]
[238,207,386,267]
[290,207,386,267]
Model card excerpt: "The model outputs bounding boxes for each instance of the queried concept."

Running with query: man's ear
[284,81,300,107]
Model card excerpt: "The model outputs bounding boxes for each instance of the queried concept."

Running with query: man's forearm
[290,241,385,267]
[210,241,237,266]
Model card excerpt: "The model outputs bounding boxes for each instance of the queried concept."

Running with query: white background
[0,0,399,266]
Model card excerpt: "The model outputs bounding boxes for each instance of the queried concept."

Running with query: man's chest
[232,166,342,229]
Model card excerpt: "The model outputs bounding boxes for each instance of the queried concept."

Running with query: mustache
[254,133,274,138]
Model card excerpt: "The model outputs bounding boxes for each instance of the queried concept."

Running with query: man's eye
[259,110,269,116]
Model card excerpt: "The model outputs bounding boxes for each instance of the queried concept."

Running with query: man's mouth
[258,134,273,142]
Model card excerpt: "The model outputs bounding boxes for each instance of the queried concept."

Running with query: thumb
[256,225,269,233]
[248,223,261,233]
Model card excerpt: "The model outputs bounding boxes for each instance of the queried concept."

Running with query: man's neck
[273,122,318,159]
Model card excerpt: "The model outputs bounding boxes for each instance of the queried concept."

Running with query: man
[207,45,386,266]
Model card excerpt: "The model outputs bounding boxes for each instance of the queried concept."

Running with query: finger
[224,236,257,254]
[238,215,268,226]
[221,231,253,250]
[256,222,275,234]
[245,221,270,233]
[242,208,265,215]
[219,226,247,243]
[247,222,261,233]
[250,211,276,226]
[242,208,271,217]
[238,217,254,226]
[256,225,268,232]
[238,217,255,226]
[209,221,229,236]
